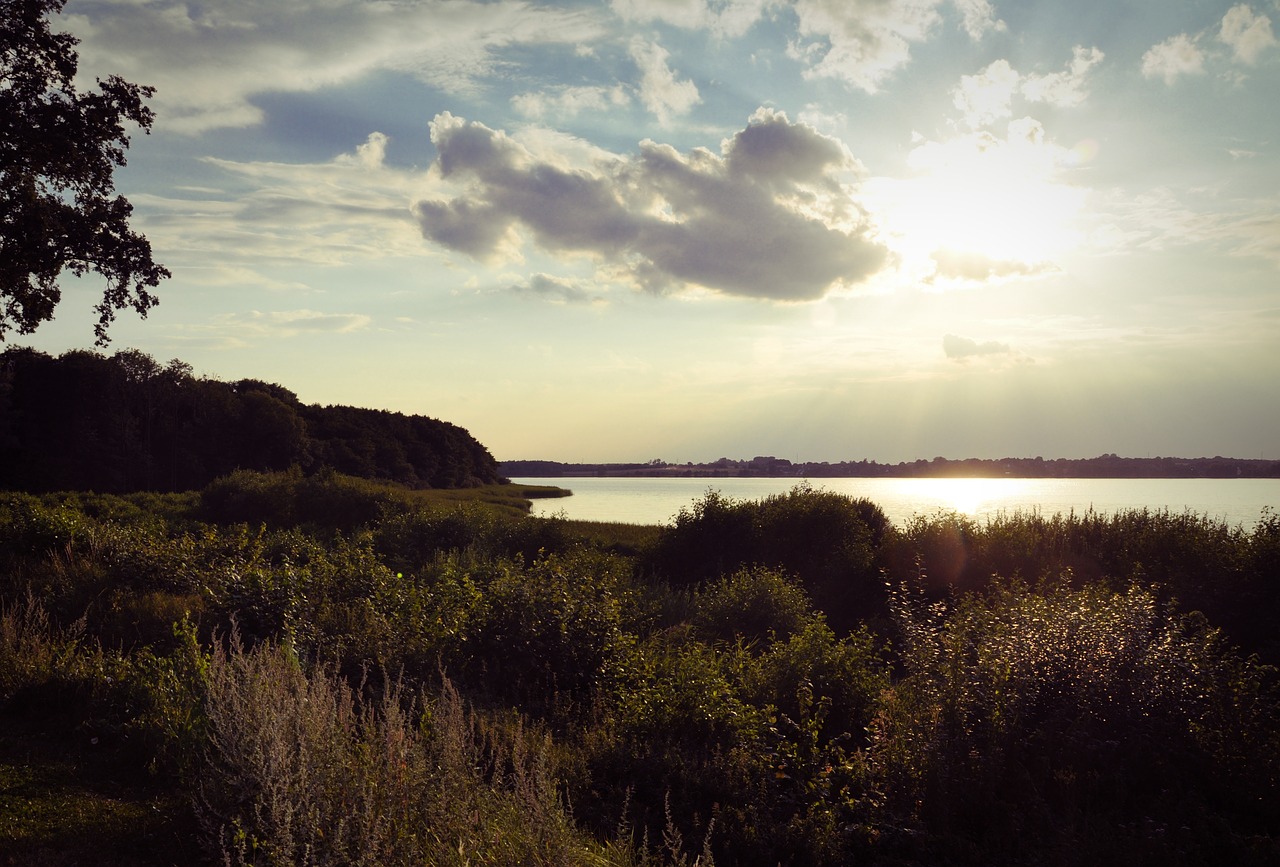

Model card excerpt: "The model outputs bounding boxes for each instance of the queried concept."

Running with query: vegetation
[0,0,169,344]
[0,348,504,492]
[1,474,1277,864]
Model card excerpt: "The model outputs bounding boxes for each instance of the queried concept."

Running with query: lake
[513,476,1279,529]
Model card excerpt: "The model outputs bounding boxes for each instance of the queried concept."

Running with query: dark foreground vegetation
[1,473,1278,865]
[0,348,502,493]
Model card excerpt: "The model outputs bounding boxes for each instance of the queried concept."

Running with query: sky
[21,0,1280,463]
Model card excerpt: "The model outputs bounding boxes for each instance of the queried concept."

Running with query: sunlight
[916,477,1036,516]
[872,122,1087,278]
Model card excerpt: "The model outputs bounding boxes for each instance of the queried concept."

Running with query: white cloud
[610,0,767,37]
[951,0,1006,40]
[1141,34,1206,84]
[953,48,1104,128]
[1219,4,1277,65]
[1021,45,1105,108]
[629,38,702,124]
[65,0,606,134]
[790,0,942,92]
[953,60,1019,127]
[412,109,887,301]
[930,250,1051,282]
[511,85,630,120]
[130,133,426,279]
[789,0,998,92]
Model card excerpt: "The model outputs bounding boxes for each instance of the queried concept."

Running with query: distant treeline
[505,453,1280,479]
[0,348,501,493]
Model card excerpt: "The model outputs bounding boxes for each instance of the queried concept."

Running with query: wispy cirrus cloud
[66,0,607,133]
[168,309,372,349]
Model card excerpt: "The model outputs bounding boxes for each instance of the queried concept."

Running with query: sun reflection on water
[915,477,1040,517]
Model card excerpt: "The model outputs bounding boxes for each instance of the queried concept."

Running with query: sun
[871,121,1088,277]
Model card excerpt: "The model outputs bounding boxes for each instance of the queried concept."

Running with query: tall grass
[197,629,603,866]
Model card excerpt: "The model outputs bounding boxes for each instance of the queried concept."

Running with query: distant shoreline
[503,455,1280,480]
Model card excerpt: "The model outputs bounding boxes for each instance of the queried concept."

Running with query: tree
[0,0,168,344]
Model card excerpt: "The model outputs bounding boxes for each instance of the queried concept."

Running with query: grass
[0,723,201,866]
[405,482,571,516]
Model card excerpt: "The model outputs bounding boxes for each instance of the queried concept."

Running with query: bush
[868,577,1280,863]
[463,551,629,717]
[648,485,886,629]
[691,566,813,644]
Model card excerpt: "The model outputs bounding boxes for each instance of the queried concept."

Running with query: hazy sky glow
[24,0,1280,462]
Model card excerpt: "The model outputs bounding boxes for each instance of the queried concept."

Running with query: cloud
[789,0,942,92]
[126,132,428,285]
[929,250,1052,282]
[942,333,1012,360]
[511,85,631,120]
[412,108,888,301]
[1141,34,1206,84]
[787,0,1002,92]
[169,309,372,349]
[1219,4,1277,65]
[509,273,604,305]
[953,60,1020,126]
[953,48,1103,128]
[629,38,701,124]
[610,0,767,37]
[65,0,606,134]
[1020,46,1105,108]
[951,0,1006,40]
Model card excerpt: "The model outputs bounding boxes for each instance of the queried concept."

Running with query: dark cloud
[943,333,1013,361]
[412,110,887,301]
[724,108,855,188]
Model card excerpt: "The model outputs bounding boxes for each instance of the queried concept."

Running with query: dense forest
[1,474,1277,864]
[0,348,501,492]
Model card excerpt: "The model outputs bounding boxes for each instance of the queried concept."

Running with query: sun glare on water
[916,477,1038,516]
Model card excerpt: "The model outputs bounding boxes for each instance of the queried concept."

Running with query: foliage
[0,0,169,343]
[690,566,812,644]
[1,488,1277,865]
[649,484,888,629]
[0,348,503,494]
[871,576,1280,862]
[883,506,1280,660]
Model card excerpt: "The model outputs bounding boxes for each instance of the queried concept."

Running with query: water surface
[514,476,1278,528]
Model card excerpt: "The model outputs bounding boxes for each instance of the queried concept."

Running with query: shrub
[691,566,812,644]
[869,576,1280,863]
[648,485,886,629]
[464,551,629,717]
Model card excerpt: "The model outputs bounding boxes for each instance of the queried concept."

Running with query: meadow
[1,472,1277,865]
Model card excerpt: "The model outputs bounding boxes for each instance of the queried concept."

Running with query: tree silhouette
[0,0,169,343]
